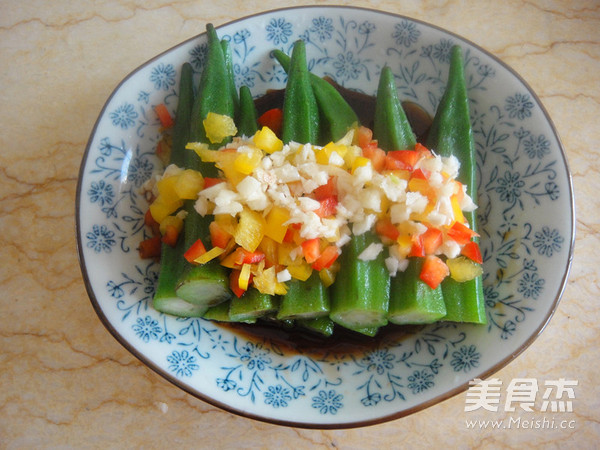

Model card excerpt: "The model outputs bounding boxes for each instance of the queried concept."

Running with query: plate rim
[75,4,575,429]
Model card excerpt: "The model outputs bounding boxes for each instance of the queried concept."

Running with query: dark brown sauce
[234,78,434,356]
[221,319,424,357]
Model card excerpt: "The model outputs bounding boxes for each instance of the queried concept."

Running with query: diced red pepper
[411,168,429,180]
[229,269,247,298]
[422,227,443,255]
[161,224,180,247]
[314,176,337,200]
[414,142,432,157]
[258,108,283,137]
[233,247,266,265]
[301,238,321,264]
[357,126,374,149]
[408,234,425,258]
[362,144,386,172]
[420,255,449,289]
[203,177,225,188]
[209,221,231,249]
[461,241,483,264]
[183,239,207,263]
[314,196,338,218]
[375,218,400,241]
[139,235,162,259]
[447,221,479,245]
[154,103,174,128]
[386,150,420,170]
[384,155,404,171]
[283,227,296,244]
[311,245,340,271]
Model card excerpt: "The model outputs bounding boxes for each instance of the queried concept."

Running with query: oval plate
[76,6,574,428]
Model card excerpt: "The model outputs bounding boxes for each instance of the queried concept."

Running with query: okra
[277,271,330,320]
[425,45,486,324]
[272,49,358,142]
[228,289,280,322]
[237,85,258,137]
[221,39,239,117]
[152,63,207,317]
[281,40,320,145]
[374,66,417,151]
[297,316,335,338]
[373,65,447,324]
[202,299,256,323]
[329,232,390,330]
[387,259,447,324]
[276,39,332,323]
[175,23,233,306]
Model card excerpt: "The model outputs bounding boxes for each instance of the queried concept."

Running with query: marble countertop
[1,0,598,447]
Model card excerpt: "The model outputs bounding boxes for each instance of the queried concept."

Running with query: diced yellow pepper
[319,267,336,287]
[185,142,210,159]
[351,156,370,174]
[343,145,362,169]
[397,234,413,258]
[193,246,225,265]
[447,256,483,282]
[159,214,184,236]
[253,266,287,295]
[264,206,290,243]
[149,196,183,223]
[450,194,465,224]
[253,126,283,153]
[234,146,263,175]
[407,177,430,194]
[378,196,391,218]
[174,169,204,200]
[215,151,245,187]
[277,242,297,266]
[234,208,266,252]
[287,262,312,281]
[315,142,348,165]
[214,214,238,236]
[238,263,252,290]
[220,250,239,269]
[258,236,278,266]
[157,175,180,202]
[203,112,237,144]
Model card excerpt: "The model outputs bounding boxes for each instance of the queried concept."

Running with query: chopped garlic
[358,242,384,261]
[277,269,292,283]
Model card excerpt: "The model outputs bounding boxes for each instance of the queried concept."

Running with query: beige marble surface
[1,0,598,447]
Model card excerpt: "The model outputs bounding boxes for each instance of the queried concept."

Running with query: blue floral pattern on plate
[77,6,573,428]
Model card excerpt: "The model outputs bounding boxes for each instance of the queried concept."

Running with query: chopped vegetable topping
[147,125,480,295]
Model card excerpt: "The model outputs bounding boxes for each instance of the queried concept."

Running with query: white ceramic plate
[76,6,574,428]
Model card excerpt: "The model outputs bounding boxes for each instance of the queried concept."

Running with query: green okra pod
[153,62,207,317]
[373,66,447,325]
[425,45,486,324]
[237,85,259,137]
[175,23,233,307]
[272,49,358,142]
[281,40,320,145]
